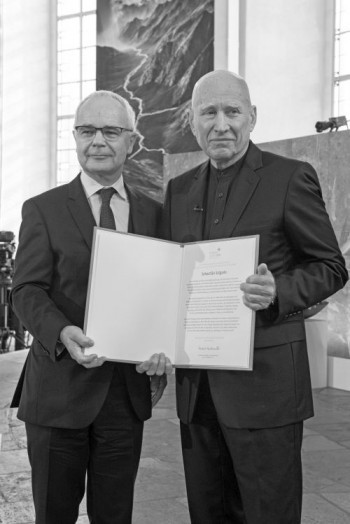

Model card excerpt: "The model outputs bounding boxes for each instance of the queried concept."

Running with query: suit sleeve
[273,163,348,321]
[10,199,71,360]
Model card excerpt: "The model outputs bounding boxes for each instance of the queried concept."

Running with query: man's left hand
[136,352,173,376]
[240,263,276,311]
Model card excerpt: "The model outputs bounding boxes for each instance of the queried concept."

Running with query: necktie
[99,187,116,230]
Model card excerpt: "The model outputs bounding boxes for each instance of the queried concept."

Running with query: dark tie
[99,187,116,230]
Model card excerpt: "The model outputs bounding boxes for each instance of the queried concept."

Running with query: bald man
[162,71,348,524]
[11,90,172,524]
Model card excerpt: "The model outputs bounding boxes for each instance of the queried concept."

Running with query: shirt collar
[80,171,128,201]
[209,152,247,180]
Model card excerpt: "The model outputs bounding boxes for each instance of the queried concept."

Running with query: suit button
[214,218,220,224]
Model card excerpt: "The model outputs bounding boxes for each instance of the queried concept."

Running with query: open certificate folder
[84,229,259,370]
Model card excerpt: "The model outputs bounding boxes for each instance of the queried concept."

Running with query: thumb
[82,336,94,348]
[75,332,94,348]
[257,263,269,275]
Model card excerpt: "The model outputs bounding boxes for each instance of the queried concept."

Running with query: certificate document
[84,229,259,370]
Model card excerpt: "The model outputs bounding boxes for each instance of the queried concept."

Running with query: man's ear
[188,109,196,137]
[72,129,78,148]
[127,131,138,154]
[249,105,257,132]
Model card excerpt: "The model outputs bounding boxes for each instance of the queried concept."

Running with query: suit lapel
[219,167,261,238]
[211,143,263,239]
[67,174,96,249]
[186,161,210,241]
[125,184,145,234]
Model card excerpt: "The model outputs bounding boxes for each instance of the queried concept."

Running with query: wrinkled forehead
[192,76,251,110]
[75,95,133,128]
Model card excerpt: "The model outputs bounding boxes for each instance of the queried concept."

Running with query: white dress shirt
[80,171,130,233]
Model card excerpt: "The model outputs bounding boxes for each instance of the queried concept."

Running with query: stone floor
[1,349,350,524]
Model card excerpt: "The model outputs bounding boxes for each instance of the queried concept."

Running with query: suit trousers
[25,365,144,524]
[180,371,303,524]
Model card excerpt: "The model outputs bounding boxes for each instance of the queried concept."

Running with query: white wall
[243,0,335,144]
[0,0,56,240]
[214,0,240,72]
[214,0,335,144]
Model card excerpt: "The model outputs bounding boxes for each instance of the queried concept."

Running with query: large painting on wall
[96,0,214,200]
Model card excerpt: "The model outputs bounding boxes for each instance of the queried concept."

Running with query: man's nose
[91,129,106,144]
[214,112,229,132]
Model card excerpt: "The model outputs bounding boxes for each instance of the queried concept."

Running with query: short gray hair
[74,90,136,130]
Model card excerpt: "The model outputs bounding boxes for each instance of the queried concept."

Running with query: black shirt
[203,155,246,240]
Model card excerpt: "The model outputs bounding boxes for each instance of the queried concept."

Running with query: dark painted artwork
[96,0,214,199]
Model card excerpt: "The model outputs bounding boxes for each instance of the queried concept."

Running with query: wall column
[0,0,56,239]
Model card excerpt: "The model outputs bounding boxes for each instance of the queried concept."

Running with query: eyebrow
[199,104,216,113]
[75,124,123,128]
[199,104,241,112]
[75,123,129,129]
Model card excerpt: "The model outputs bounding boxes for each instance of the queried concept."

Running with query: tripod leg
[0,331,10,352]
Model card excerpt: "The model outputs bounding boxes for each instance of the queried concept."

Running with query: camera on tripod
[0,230,15,284]
[0,231,28,352]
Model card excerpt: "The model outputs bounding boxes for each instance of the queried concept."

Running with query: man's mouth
[210,138,234,142]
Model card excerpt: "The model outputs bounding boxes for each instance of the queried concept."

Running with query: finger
[241,283,274,297]
[136,354,173,375]
[73,334,94,348]
[245,292,272,305]
[257,263,268,275]
[155,353,166,376]
[83,356,106,368]
[242,294,271,310]
[67,343,97,364]
[81,337,94,348]
[136,354,160,374]
[135,360,151,374]
[164,357,173,375]
[243,295,263,310]
[245,273,274,286]
[146,353,161,376]
[76,352,99,365]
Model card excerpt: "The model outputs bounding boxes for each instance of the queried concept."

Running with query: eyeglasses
[74,126,133,141]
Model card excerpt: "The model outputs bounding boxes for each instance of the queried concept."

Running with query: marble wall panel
[259,131,350,359]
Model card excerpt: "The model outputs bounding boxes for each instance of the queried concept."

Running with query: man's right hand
[59,325,106,368]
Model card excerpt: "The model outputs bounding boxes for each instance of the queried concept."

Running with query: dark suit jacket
[163,142,348,429]
[10,175,161,428]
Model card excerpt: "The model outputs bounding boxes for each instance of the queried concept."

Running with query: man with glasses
[10,90,172,524]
